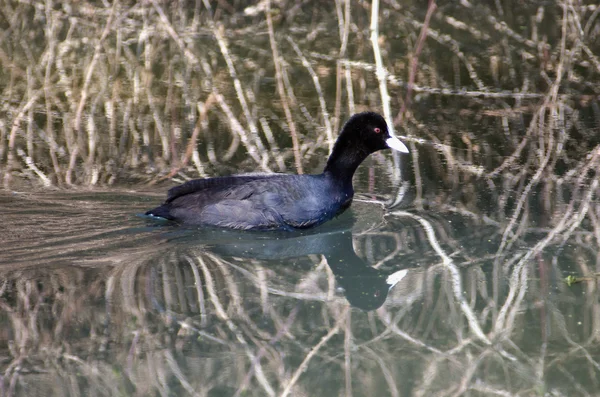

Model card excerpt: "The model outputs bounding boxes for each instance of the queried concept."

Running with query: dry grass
[0,1,596,193]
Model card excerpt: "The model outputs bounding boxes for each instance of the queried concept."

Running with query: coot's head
[325,112,409,178]
[341,112,409,154]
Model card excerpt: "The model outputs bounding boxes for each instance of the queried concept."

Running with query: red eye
[374,127,381,134]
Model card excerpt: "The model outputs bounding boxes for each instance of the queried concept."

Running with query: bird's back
[146,173,353,230]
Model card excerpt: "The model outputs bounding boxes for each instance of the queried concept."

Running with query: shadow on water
[160,216,410,311]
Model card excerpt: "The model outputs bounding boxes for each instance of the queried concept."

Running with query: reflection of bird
[146,112,408,230]
[197,222,408,311]
[326,242,408,311]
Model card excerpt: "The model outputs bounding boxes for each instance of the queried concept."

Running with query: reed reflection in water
[1,192,599,396]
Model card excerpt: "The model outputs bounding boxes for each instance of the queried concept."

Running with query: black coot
[146,112,409,230]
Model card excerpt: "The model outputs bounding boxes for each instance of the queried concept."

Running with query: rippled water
[1,181,598,396]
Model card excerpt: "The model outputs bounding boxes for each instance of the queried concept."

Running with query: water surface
[1,183,598,396]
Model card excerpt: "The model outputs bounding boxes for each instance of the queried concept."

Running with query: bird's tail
[145,204,175,220]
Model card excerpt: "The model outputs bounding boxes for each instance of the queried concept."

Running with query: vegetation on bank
[1,1,598,193]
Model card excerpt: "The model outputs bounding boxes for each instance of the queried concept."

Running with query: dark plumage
[146,112,409,230]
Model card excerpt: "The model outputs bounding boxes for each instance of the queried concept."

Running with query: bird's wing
[198,177,327,230]
[165,174,275,203]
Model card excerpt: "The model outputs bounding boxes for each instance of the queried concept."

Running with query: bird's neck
[323,138,369,183]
